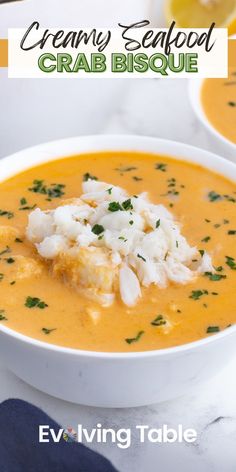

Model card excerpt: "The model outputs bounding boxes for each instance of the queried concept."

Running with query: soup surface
[0,151,236,352]
[202,67,236,144]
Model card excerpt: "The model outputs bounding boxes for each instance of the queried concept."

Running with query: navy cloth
[0,399,118,472]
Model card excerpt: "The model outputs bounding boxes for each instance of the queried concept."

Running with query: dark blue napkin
[0,399,118,472]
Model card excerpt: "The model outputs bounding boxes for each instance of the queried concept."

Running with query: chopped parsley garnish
[156,219,161,229]
[228,101,236,107]
[15,238,23,243]
[132,176,143,181]
[167,178,176,187]
[115,166,137,173]
[0,310,7,321]
[0,273,4,281]
[19,204,37,211]
[201,236,211,243]
[108,201,123,212]
[204,272,226,281]
[19,197,36,211]
[125,330,144,344]
[160,177,183,200]
[108,199,134,212]
[5,257,15,264]
[83,172,98,182]
[207,191,222,202]
[189,289,208,300]
[151,315,166,326]
[0,209,14,219]
[206,326,220,333]
[207,190,236,203]
[137,253,146,262]
[224,195,236,203]
[129,220,134,225]
[199,249,205,257]
[212,219,230,229]
[42,327,56,335]
[25,296,48,309]
[122,199,133,211]
[28,180,65,200]
[106,187,113,195]
[228,230,236,235]
[225,256,236,270]
[166,178,181,196]
[155,163,167,172]
[0,246,10,256]
[92,224,104,235]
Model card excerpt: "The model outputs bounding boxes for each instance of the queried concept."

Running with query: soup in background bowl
[201,68,236,145]
[0,135,236,407]
[189,40,236,148]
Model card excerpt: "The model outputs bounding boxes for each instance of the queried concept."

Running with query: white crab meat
[26,179,214,307]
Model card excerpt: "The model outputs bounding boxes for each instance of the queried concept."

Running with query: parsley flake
[28,180,65,200]
[42,327,56,335]
[206,326,220,333]
[125,330,144,344]
[204,272,226,281]
[189,290,208,300]
[151,315,166,326]
[83,173,98,182]
[0,209,14,219]
[92,224,104,235]
[137,253,146,262]
[225,256,236,270]
[155,163,167,172]
[25,296,48,309]
[108,201,122,212]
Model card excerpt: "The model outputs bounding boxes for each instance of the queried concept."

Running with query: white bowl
[189,79,236,150]
[1,135,236,408]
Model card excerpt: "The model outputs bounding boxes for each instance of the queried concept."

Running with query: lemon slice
[165,0,236,34]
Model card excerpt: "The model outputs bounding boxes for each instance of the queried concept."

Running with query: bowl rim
[1,133,236,359]
[188,78,236,150]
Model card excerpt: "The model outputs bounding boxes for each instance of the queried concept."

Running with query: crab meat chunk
[8,255,43,280]
[51,246,119,306]
[0,225,21,243]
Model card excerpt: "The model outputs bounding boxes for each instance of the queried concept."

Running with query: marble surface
[1,2,236,471]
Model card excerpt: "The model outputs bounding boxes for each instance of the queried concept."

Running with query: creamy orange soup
[202,67,236,145]
[0,151,236,352]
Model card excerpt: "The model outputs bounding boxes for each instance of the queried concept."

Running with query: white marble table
[1,2,236,471]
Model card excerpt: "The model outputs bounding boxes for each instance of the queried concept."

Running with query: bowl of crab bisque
[0,134,235,407]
